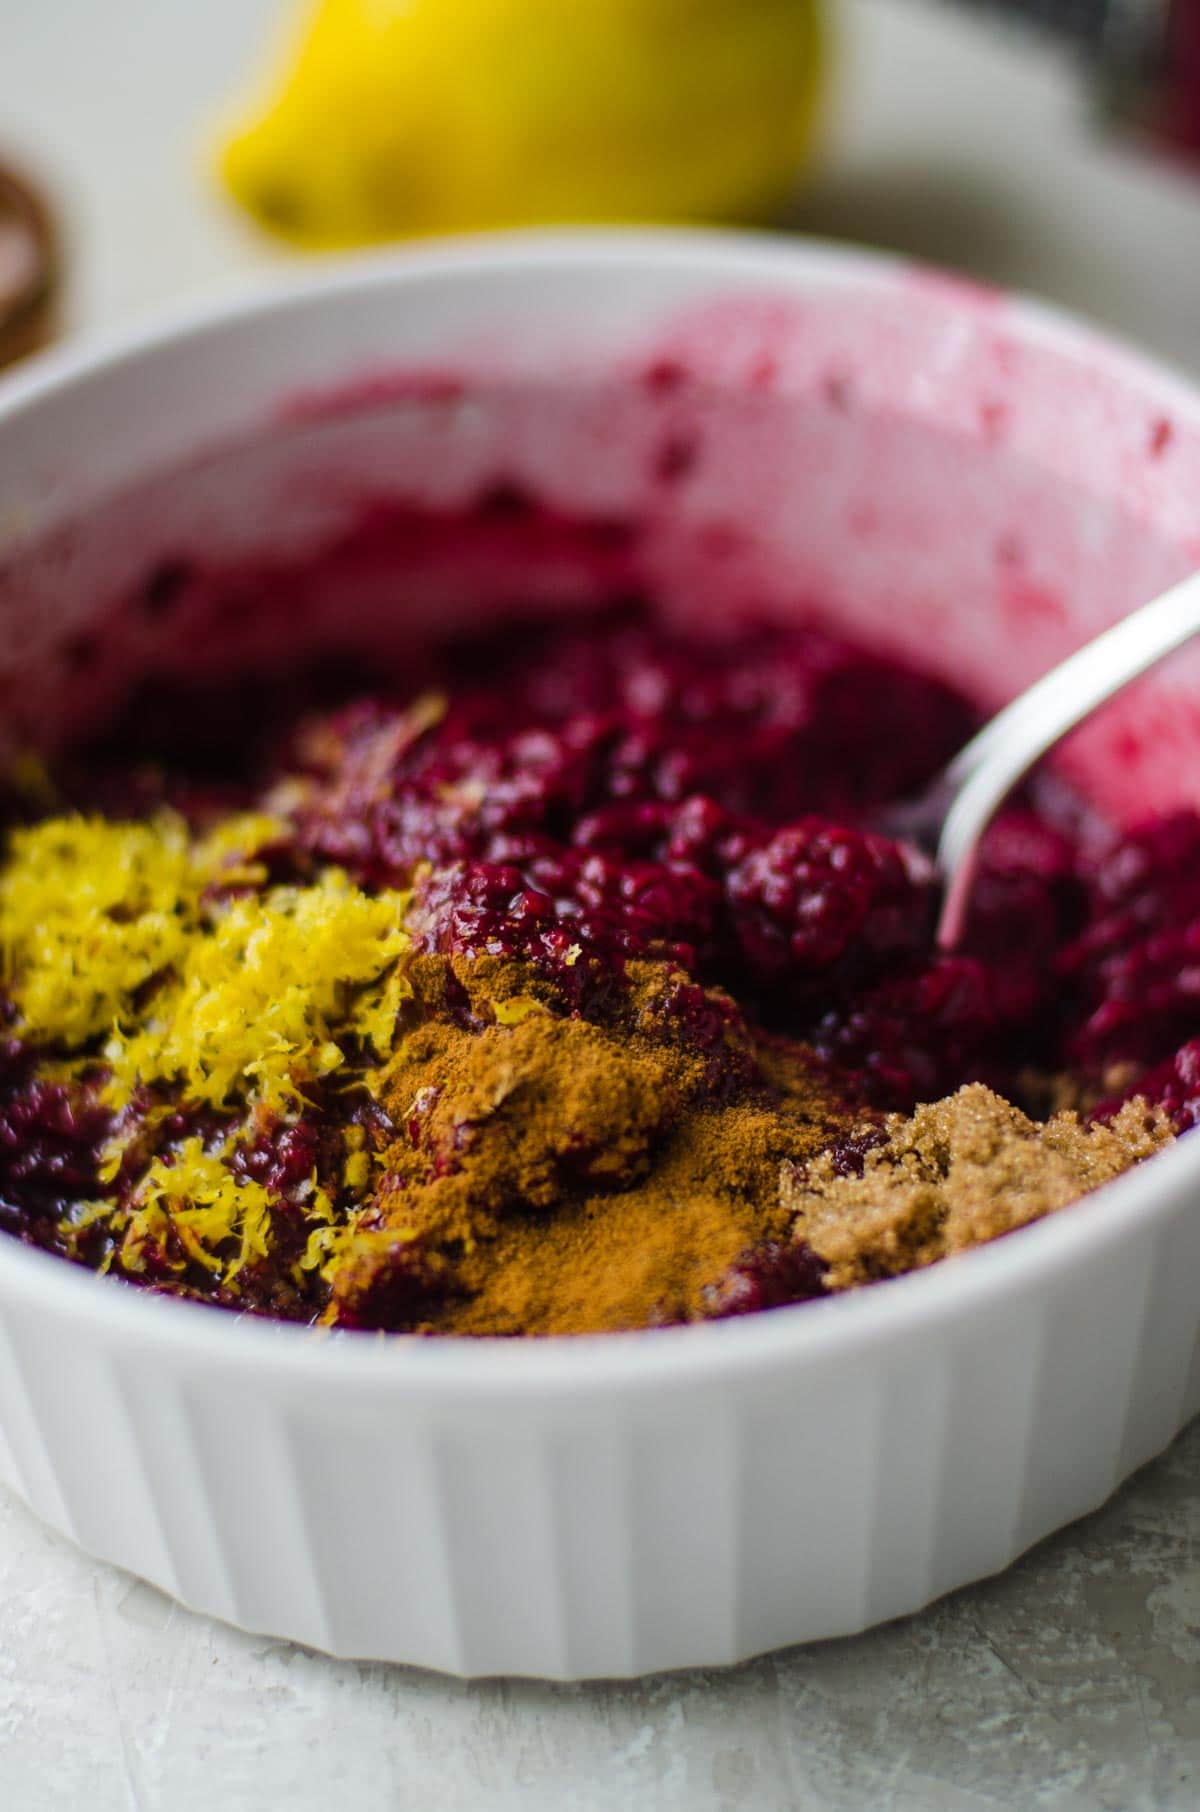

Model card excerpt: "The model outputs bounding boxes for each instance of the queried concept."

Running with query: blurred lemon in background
[218,0,826,249]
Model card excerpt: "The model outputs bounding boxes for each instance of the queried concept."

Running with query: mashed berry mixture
[0,606,1190,1333]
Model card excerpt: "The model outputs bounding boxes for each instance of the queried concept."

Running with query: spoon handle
[937,566,1200,947]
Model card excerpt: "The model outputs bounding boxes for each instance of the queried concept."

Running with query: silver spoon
[885,568,1200,949]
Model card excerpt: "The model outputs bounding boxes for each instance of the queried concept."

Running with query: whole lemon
[218,0,826,248]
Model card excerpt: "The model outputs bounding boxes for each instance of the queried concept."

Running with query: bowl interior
[2,238,1200,825]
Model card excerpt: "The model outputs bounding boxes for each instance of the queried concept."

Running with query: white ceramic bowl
[2,231,1200,1680]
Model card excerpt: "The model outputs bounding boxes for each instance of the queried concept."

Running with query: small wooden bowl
[0,159,58,370]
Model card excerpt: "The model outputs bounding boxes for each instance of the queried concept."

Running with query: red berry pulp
[2,601,1196,1324]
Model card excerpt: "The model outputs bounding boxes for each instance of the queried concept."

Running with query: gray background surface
[2,0,1200,1805]
[2,1423,1198,1809]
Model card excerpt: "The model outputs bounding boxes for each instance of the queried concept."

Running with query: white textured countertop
[3,1416,1199,1809]
[2,1,1200,1805]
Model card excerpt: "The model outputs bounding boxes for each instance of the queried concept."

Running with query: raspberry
[329,1237,455,1332]
[728,820,932,985]
[813,955,1008,1110]
[0,1077,111,1225]
[1091,1038,1200,1134]
[964,810,1082,965]
[700,1240,827,1319]
[410,845,720,1005]
[1061,813,1200,1074]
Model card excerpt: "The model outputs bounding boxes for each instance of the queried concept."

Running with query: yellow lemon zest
[0,816,195,1046]
[492,995,549,1027]
[0,813,411,1294]
[121,1139,274,1281]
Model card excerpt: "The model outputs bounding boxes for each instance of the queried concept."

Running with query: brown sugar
[784,1084,1173,1292]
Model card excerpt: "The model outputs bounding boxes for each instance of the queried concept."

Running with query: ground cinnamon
[332,954,848,1333]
